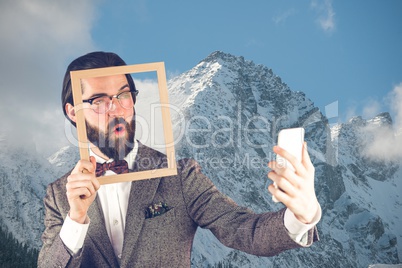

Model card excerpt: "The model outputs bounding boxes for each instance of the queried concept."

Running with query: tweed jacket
[38,143,319,267]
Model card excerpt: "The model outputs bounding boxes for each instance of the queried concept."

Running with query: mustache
[107,117,129,131]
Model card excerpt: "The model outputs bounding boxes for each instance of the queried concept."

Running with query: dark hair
[62,51,137,126]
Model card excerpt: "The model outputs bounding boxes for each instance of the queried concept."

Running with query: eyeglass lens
[92,91,134,113]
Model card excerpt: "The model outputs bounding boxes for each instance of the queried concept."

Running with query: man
[38,51,321,267]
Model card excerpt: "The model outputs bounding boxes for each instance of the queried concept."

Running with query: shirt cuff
[59,214,90,254]
[284,203,322,245]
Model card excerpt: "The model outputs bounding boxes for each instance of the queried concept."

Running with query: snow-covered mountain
[0,132,55,250]
[0,51,401,267]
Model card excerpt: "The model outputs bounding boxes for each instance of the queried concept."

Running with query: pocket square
[145,201,171,219]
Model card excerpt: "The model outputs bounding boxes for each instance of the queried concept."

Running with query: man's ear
[65,103,77,123]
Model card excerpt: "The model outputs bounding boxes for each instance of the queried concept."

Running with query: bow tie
[95,160,129,177]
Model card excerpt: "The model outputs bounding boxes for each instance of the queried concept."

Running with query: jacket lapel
[120,178,161,267]
[87,198,120,268]
[119,142,166,267]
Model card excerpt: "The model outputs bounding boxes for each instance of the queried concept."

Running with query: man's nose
[108,98,124,116]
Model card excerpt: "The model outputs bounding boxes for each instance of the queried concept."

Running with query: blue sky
[0,0,401,155]
[89,0,402,121]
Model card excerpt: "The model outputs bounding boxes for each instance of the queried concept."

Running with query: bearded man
[38,51,321,268]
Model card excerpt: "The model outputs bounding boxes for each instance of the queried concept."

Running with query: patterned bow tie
[95,160,129,177]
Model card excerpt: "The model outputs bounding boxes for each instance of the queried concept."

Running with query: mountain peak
[367,112,393,127]
[348,115,365,125]
[199,51,259,73]
[202,51,242,63]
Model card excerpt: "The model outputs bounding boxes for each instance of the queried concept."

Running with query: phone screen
[276,127,305,171]
[272,127,305,202]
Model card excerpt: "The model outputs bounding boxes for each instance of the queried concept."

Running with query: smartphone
[272,127,305,202]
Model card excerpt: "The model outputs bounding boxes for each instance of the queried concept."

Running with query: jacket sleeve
[178,158,319,257]
[37,180,84,268]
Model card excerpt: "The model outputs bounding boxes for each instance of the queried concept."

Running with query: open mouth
[113,124,126,135]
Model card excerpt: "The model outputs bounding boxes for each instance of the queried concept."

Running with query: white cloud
[362,99,382,119]
[133,78,166,152]
[362,83,402,161]
[0,0,97,156]
[390,83,402,131]
[272,8,297,25]
[344,97,385,122]
[311,0,336,33]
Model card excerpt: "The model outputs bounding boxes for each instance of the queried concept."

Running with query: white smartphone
[272,127,305,202]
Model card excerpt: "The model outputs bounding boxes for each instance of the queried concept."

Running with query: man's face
[81,74,136,160]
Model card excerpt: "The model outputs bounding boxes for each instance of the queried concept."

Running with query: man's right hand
[66,156,100,224]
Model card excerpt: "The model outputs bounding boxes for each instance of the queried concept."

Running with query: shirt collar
[89,139,138,170]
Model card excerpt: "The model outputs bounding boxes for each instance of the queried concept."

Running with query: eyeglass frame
[82,88,139,113]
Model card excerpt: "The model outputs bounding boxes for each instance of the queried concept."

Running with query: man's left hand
[267,143,319,224]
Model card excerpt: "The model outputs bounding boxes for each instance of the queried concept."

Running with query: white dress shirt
[91,139,138,259]
[60,140,321,258]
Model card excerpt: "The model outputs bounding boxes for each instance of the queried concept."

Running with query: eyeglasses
[82,89,139,114]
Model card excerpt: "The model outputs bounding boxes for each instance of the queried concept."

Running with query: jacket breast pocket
[143,207,177,229]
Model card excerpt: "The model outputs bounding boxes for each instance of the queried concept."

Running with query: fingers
[67,173,99,197]
[90,156,97,169]
[268,144,319,222]
[268,183,291,204]
[267,170,297,198]
[66,157,99,223]
[273,146,303,172]
[72,157,96,175]
[267,144,308,203]
[268,160,301,187]
[66,181,93,199]
[274,145,311,177]
[67,157,100,200]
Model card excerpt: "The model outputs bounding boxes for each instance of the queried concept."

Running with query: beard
[86,117,136,160]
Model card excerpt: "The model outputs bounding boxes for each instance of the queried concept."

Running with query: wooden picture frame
[70,62,177,185]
